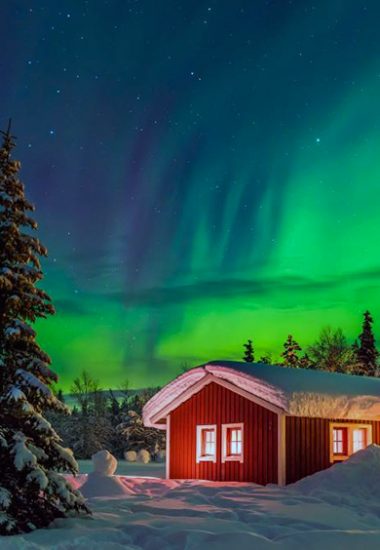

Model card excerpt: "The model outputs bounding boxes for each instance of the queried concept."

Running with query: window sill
[197,456,216,463]
[330,454,348,463]
[222,455,244,463]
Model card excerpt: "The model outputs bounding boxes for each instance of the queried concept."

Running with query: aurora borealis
[2,1,380,389]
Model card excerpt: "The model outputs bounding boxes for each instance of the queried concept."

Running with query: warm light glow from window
[202,429,216,456]
[333,428,347,455]
[229,428,242,455]
[353,428,367,453]
[330,423,372,463]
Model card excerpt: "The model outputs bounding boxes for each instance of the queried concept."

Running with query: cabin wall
[169,381,278,484]
[285,416,380,484]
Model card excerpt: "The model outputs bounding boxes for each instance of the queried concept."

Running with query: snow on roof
[143,361,380,427]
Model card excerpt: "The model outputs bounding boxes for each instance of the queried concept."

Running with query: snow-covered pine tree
[242,339,254,362]
[0,122,89,535]
[281,335,302,367]
[354,311,379,376]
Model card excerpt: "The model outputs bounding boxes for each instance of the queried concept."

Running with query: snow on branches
[0,123,89,535]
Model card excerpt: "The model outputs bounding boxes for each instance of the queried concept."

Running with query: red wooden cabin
[143,361,380,484]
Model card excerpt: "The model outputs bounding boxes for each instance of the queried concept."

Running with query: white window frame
[222,422,244,463]
[196,424,217,463]
[329,422,372,463]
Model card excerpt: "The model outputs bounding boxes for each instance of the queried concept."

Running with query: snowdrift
[291,444,380,512]
[9,448,380,549]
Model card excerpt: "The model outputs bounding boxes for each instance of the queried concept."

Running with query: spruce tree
[243,339,254,362]
[281,335,302,367]
[0,123,89,534]
[354,311,378,376]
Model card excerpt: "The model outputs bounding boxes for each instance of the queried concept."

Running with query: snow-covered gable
[143,361,380,427]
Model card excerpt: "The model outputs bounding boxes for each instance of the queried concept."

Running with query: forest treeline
[242,311,379,377]
[52,311,379,460]
[49,374,165,460]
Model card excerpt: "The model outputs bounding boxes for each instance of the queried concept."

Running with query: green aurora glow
[2,1,380,389]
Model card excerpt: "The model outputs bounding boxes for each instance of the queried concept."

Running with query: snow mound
[18,464,380,548]
[80,472,133,499]
[80,450,133,499]
[292,444,380,513]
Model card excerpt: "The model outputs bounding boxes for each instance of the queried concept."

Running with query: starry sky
[2,0,380,389]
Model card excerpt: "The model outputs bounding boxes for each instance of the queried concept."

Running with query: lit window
[330,423,372,463]
[222,423,244,463]
[353,428,367,453]
[333,428,347,455]
[196,425,216,463]
[229,428,242,455]
[203,429,215,455]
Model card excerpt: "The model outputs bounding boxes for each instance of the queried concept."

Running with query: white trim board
[150,374,215,426]
[149,373,285,427]
[166,414,171,479]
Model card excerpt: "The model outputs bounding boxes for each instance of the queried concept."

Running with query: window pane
[206,431,214,443]
[353,429,366,452]
[227,427,242,456]
[202,429,215,456]
[333,428,347,455]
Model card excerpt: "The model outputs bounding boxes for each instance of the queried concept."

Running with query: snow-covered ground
[5,446,380,549]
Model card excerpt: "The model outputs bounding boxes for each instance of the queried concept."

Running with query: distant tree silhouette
[281,335,302,367]
[308,327,354,373]
[243,339,254,362]
[353,311,378,376]
[258,353,272,364]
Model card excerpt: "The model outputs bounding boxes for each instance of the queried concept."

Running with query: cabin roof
[143,361,380,427]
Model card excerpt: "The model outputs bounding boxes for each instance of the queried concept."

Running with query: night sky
[2,1,380,389]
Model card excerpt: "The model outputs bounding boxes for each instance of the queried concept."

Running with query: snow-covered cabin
[143,361,380,485]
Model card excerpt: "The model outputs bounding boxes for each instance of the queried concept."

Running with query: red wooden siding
[285,416,380,484]
[169,381,278,484]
